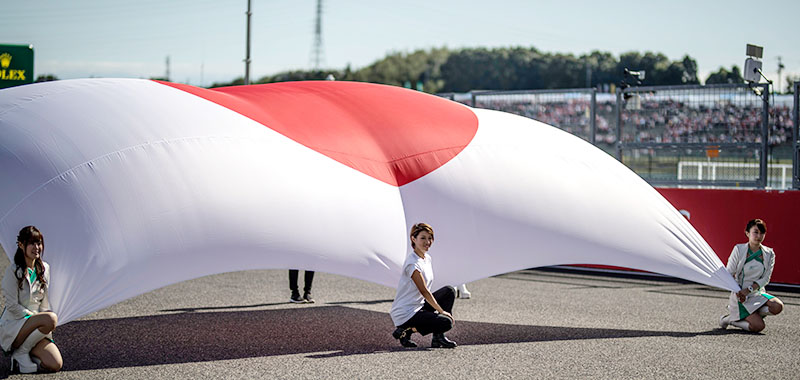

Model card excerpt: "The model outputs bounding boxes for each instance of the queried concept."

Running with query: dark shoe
[392,327,417,348]
[290,290,305,303]
[303,292,315,303]
[431,333,457,348]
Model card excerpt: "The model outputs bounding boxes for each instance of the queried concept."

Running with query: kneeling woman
[0,226,62,373]
[719,219,784,332]
[390,223,457,348]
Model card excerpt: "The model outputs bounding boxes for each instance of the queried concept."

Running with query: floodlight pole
[244,0,252,85]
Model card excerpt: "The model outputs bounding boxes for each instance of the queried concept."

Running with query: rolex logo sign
[0,53,11,69]
[0,44,34,89]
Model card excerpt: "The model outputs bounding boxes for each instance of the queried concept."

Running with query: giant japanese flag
[0,79,737,323]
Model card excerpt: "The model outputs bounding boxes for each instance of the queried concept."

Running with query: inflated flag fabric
[0,79,738,323]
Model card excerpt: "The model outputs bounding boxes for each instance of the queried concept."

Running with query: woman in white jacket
[719,219,784,332]
[0,226,62,373]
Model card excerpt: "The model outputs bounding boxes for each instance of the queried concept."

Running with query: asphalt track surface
[0,253,797,379]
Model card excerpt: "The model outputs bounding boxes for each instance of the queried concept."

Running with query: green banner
[0,44,34,89]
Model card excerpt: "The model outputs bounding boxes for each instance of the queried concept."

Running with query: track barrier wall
[657,187,800,285]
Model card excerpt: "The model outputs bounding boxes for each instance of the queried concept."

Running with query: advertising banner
[0,44,34,89]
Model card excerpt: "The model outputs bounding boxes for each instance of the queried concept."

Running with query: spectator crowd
[475,95,794,148]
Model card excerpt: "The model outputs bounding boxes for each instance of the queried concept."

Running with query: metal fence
[440,82,799,189]
[794,83,799,189]
[436,92,472,106]
[471,88,598,144]
[618,83,769,188]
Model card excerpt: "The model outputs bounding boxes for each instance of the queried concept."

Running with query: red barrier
[657,188,800,285]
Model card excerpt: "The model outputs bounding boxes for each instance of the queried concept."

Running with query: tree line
[35,46,793,92]
[211,46,757,92]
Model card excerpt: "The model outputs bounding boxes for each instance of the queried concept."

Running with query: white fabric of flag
[0,79,739,323]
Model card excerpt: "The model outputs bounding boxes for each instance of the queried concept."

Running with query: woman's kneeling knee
[42,312,58,331]
[42,360,63,372]
[436,315,453,332]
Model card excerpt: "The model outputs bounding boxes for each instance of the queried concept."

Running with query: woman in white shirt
[719,219,784,332]
[0,226,62,373]
[389,223,457,348]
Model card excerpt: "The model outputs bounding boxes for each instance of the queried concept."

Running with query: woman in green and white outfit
[0,226,62,373]
[719,219,784,332]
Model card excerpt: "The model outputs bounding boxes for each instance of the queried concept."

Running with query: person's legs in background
[289,269,304,303]
[303,270,315,303]
[457,283,471,299]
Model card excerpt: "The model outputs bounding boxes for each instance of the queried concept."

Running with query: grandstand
[449,83,797,189]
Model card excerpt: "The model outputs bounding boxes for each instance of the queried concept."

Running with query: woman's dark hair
[745,219,767,234]
[409,223,434,248]
[14,226,47,290]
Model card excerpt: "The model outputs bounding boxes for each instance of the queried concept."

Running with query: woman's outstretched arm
[411,270,454,324]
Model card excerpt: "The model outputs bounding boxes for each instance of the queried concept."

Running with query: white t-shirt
[390,250,434,326]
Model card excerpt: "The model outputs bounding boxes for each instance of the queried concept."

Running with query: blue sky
[2,0,798,89]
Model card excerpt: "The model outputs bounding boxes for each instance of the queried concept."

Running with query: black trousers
[398,285,456,336]
[289,270,315,293]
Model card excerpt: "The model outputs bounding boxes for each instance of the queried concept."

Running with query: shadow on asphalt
[0,305,745,374]
[161,302,291,313]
